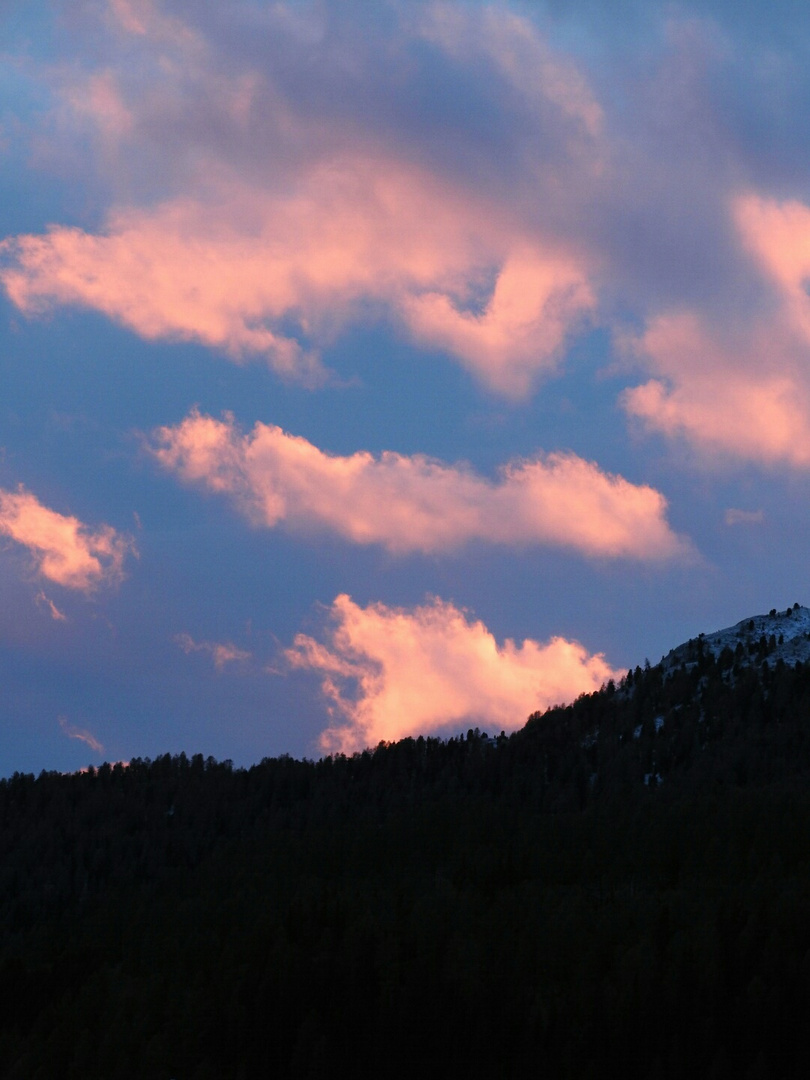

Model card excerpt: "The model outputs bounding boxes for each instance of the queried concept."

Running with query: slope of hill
[518,601,810,799]
[663,602,810,670]
[3,608,810,1078]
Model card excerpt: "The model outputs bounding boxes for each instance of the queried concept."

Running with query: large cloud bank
[5,1,810,451]
[0,1,603,397]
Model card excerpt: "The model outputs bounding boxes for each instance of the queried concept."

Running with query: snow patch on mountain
[662,603,810,671]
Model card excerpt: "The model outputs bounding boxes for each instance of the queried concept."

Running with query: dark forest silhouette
[4,633,810,1077]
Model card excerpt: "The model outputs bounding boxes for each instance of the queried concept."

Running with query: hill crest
[661,602,810,672]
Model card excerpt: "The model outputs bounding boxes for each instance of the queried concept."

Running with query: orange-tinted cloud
[58,715,104,755]
[286,594,622,752]
[151,410,686,559]
[0,487,134,590]
[174,631,251,670]
[0,157,594,395]
[35,590,68,621]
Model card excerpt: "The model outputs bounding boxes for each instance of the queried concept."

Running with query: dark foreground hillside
[4,644,810,1078]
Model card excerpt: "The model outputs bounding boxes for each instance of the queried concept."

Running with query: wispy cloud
[58,715,104,755]
[0,486,135,590]
[418,3,603,137]
[724,508,764,526]
[151,411,687,560]
[35,590,67,621]
[174,631,251,670]
[286,594,622,753]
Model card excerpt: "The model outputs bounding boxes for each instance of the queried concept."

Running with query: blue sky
[2,0,810,773]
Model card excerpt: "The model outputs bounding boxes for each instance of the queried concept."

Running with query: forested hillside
[4,629,810,1078]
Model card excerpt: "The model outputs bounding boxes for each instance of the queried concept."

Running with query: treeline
[4,653,810,1077]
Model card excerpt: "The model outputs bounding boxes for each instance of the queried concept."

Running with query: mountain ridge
[661,602,810,672]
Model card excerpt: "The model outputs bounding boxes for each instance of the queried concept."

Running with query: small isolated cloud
[0,486,135,590]
[58,715,104,755]
[175,631,251,670]
[285,593,622,753]
[724,508,765,526]
[35,590,67,621]
[151,411,687,560]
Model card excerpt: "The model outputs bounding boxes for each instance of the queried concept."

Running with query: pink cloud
[151,410,686,559]
[58,715,104,755]
[105,0,201,47]
[285,594,622,753]
[622,311,810,466]
[418,4,603,137]
[403,245,594,397]
[619,193,810,467]
[35,590,68,621]
[0,486,134,590]
[735,194,810,345]
[108,0,150,36]
[2,1,606,398]
[0,156,594,395]
[64,70,134,140]
[174,631,251,670]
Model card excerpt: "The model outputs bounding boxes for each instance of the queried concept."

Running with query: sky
[3,0,810,773]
